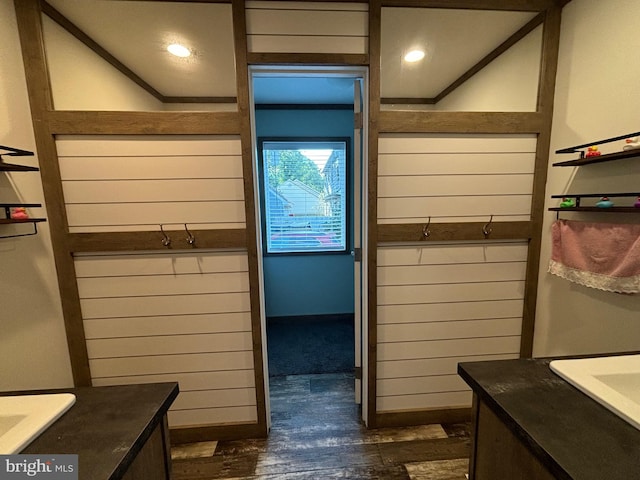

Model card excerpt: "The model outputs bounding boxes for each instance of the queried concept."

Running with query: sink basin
[0,393,76,454]
[550,355,640,430]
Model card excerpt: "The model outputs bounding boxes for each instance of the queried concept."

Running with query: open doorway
[248,66,369,429]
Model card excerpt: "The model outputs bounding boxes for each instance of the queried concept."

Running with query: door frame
[247,65,370,429]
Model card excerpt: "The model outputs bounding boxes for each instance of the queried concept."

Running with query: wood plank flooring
[172,373,470,479]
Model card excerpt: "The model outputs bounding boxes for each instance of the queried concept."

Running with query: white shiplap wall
[245,1,368,54]
[376,130,533,413]
[77,251,257,428]
[378,134,537,224]
[56,135,245,233]
[377,242,526,412]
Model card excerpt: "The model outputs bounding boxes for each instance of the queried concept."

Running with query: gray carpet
[266,314,355,376]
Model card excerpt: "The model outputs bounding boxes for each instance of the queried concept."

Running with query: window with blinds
[259,139,348,254]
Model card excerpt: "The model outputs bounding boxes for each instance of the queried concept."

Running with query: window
[259,139,348,254]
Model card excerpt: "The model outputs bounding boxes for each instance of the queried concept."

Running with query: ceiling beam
[434,11,545,104]
[40,0,165,102]
[380,0,555,11]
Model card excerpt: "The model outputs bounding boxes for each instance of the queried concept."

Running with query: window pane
[262,140,347,254]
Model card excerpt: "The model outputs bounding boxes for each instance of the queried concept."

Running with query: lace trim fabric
[548,260,640,294]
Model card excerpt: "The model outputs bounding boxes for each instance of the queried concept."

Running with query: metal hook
[422,217,431,239]
[160,224,171,247]
[185,224,195,246]
[482,215,493,237]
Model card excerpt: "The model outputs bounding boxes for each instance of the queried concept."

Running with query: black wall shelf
[0,146,45,238]
[553,149,640,167]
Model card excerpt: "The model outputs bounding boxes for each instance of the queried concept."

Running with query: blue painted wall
[255,108,355,317]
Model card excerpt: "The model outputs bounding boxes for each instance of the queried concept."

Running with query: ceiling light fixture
[404,49,425,63]
[167,43,191,58]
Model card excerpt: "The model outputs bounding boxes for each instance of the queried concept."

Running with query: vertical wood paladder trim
[232,0,268,437]
[520,5,562,357]
[368,0,381,428]
[14,0,92,386]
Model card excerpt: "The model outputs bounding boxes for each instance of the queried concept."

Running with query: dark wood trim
[380,0,554,11]
[162,96,238,104]
[67,229,246,253]
[379,111,544,134]
[434,12,545,104]
[47,111,241,135]
[247,52,368,66]
[367,0,382,429]
[378,221,533,243]
[170,423,265,445]
[375,407,472,428]
[14,0,92,386]
[232,0,268,438]
[40,1,164,103]
[468,393,480,479]
[380,97,436,105]
[255,104,354,110]
[520,5,562,358]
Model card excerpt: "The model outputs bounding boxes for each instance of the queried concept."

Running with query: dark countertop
[9,382,179,480]
[458,358,640,480]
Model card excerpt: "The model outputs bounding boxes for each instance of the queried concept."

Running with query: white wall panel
[77,251,257,428]
[169,406,258,426]
[378,391,472,412]
[57,135,245,232]
[376,243,527,413]
[378,134,536,223]
[246,1,368,54]
[378,353,519,379]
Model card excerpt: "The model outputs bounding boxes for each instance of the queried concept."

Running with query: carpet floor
[266,314,354,376]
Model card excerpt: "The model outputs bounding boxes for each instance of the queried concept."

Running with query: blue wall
[255,108,355,317]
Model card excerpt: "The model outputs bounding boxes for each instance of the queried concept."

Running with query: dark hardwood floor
[172,373,471,479]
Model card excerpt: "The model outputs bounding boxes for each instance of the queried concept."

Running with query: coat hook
[422,217,431,239]
[482,215,493,237]
[160,224,171,247]
[185,223,195,246]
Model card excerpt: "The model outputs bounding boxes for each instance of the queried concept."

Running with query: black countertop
[458,358,640,480]
[11,382,179,480]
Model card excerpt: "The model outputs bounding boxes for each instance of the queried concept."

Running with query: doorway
[248,66,369,429]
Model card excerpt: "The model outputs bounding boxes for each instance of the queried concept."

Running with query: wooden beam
[170,423,265,445]
[435,12,545,104]
[67,229,246,253]
[367,0,382,430]
[162,96,238,104]
[40,1,164,102]
[379,111,544,134]
[232,0,268,438]
[375,408,471,428]
[47,111,241,135]
[380,0,555,11]
[247,52,368,66]
[14,0,92,387]
[378,222,533,243]
[381,97,436,105]
[520,5,563,358]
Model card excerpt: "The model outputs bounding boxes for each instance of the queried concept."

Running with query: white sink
[550,355,640,430]
[0,393,76,454]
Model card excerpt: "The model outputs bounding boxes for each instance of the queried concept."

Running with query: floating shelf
[0,218,47,225]
[549,207,640,213]
[0,162,39,172]
[553,149,640,167]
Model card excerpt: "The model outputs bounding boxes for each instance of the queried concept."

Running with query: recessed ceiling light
[404,49,425,63]
[167,43,191,58]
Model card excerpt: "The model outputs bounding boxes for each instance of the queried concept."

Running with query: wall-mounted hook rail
[482,215,493,237]
[160,224,171,247]
[185,224,195,246]
[422,217,431,239]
